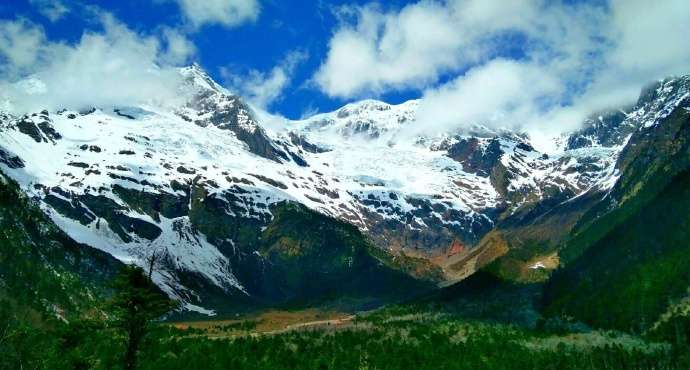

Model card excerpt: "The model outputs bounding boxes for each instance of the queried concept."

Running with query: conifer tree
[109,265,177,370]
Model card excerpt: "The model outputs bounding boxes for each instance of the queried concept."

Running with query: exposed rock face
[580,76,690,227]
[566,110,631,150]
[444,137,503,176]
[178,65,305,166]
[447,240,465,256]
[13,112,62,143]
[0,148,23,168]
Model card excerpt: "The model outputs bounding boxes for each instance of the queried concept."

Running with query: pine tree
[108,264,177,370]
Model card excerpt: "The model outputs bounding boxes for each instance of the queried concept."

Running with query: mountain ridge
[1,65,688,315]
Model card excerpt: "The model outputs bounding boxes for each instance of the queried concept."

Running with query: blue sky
[1,0,426,119]
[1,0,689,139]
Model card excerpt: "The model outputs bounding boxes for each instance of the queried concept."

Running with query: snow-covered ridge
[2,65,681,313]
[294,99,419,141]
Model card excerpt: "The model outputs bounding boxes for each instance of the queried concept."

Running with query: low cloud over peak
[0,11,196,113]
[1,0,688,144]
[313,0,690,140]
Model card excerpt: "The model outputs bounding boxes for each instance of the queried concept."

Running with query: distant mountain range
[1,64,689,318]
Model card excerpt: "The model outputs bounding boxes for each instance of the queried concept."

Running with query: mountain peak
[179,64,225,95]
[2,55,688,315]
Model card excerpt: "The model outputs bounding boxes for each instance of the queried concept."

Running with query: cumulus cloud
[314,0,555,98]
[579,0,690,109]
[160,26,197,64]
[173,0,260,29]
[222,50,308,109]
[412,59,563,135]
[314,2,467,97]
[29,0,69,22]
[0,12,197,113]
[0,19,47,75]
[314,0,690,146]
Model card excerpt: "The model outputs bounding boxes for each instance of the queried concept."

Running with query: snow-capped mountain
[1,65,688,314]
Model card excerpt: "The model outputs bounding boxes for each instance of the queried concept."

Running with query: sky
[0,0,689,144]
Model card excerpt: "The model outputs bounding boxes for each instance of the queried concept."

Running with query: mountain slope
[544,169,690,332]
[0,170,121,318]
[469,75,690,283]
[1,65,687,314]
[543,78,690,332]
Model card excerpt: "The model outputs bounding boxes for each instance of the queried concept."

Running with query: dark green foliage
[109,265,178,370]
[413,271,543,327]
[0,298,58,370]
[544,169,690,332]
[4,99,690,368]
[0,171,122,369]
[5,299,690,370]
[2,168,690,368]
[131,314,687,370]
[542,104,690,333]
[0,172,121,316]
[648,309,690,348]
[254,202,433,307]
[210,319,261,333]
[561,103,690,264]
[180,199,435,315]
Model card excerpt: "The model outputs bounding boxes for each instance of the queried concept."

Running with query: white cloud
[29,0,69,22]
[174,0,260,29]
[160,27,197,64]
[222,50,308,109]
[413,59,563,135]
[315,2,465,98]
[579,0,690,109]
[314,0,548,98]
[314,0,690,142]
[608,0,690,76]
[0,19,47,75]
[0,13,197,113]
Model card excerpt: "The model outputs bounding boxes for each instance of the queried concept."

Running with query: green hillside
[0,171,121,318]
[253,202,437,308]
[544,170,690,333]
[544,103,690,334]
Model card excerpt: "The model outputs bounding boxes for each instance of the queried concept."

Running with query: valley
[3,0,690,368]
[4,66,684,315]
[2,48,690,370]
